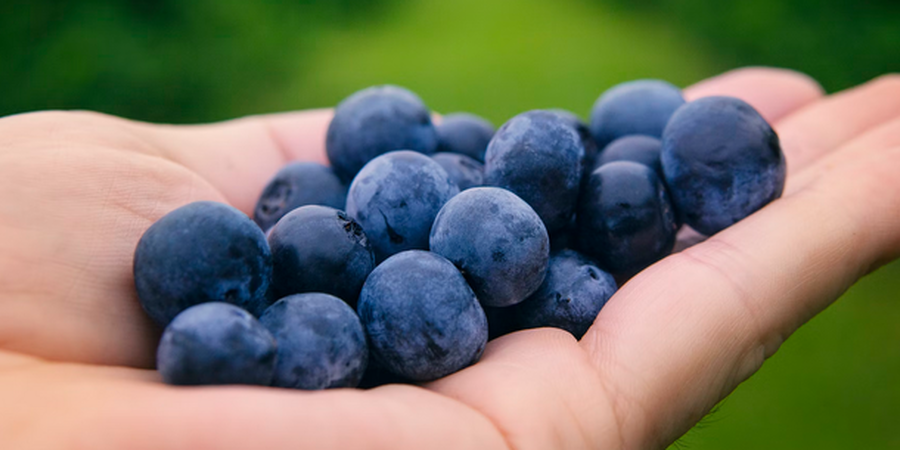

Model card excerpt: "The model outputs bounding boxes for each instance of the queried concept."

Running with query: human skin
[0,67,898,449]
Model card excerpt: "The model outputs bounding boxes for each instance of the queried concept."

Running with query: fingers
[580,128,900,447]
[789,115,900,193]
[776,74,900,174]
[136,109,333,215]
[0,358,506,450]
[427,329,622,450]
[684,67,824,123]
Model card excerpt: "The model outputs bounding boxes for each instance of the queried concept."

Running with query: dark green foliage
[601,0,900,92]
[0,0,395,122]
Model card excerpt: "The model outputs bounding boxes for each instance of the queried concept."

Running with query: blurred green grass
[2,0,899,447]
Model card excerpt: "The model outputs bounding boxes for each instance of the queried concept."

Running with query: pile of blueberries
[134,80,785,389]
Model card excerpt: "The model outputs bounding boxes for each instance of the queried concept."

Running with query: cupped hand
[1,68,898,449]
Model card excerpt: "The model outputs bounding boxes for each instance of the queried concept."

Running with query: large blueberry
[326,85,437,183]
[661,96,786,235]
[514,250,617,339]
[431,152,484,191]
[134,201,273,325]
[589,79,685,148]
[157,302,277,386]
[596,135,663,177]
[551,109,600,175]
[576,162,678,275]
[253,162,347,231]
[484,110,584,233]
[267,205,374,307]
[260,293,368,390]
[430,187,549,307]
[435,112,495,162]
[357,251,487,381]
[346,151,459,262]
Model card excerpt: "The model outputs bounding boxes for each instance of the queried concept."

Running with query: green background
[2,0,898,447]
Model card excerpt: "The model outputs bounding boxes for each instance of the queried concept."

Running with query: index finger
[582,77,900,448]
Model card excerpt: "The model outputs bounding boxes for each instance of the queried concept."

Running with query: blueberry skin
[589,80,686,148]
[484,110,584,234]
[157,302,277,386]
[134,201,273,325]
[435,113,495,162]
[431,152,484,191]
[326,85,438,183]
[576,162,678,275]
[260,293,368,390]
[430,187,549,307]
[551,109,600,175]
[346,150,459,262]
[358,250,488,381]
[267,205,374,307]
[514,250,617,339]
[661,96,786,236]
[253,162,347,231]
[596,135,663,177]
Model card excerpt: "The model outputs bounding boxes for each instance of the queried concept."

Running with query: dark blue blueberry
[576,162,678,276]
[157,302,277,386]
[551,109,600,176]
[346,151,459,262]
[484,110,584,233]
[596,135,663,177]
[134,201,273,325]
[253,162,347,231]
[589,80,686,148]
[435,113,495,162]
[357,251,487,381]
[260,293,368,390]
[326,86,437,183]
[431,152,484,191]
[267,205,374,307]
[514,250,617,339]
[661,96,786,236]
[430,187,549,307]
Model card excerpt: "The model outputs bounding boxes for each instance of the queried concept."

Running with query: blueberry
[358,250,487,381]
[267,205,374,307]
[157,302,277,386]
[253,162,347,231]
[260,293,368,390]
[551,109,600,175]
[431,152,484,191]
[576,162,678,275]
[514,250,617,339]
[596,135,663,177]
[134,201,273,325]
[326,86,437,183]
[589,80,686,148]
[661,96,785,235]
[435,113,495,162]
[430,187,549,307]
[346,150,459,262]
[484,110,584,233]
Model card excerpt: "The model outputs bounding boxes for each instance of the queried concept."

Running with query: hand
[1,68,898,449]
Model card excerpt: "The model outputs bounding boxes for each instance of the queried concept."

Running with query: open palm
[2,68,899,449]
